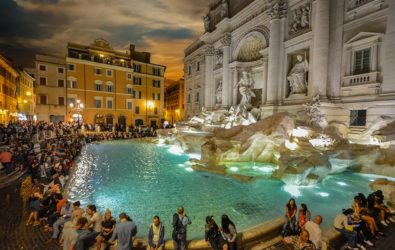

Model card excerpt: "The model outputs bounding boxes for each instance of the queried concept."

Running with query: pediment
[345,32,383,44]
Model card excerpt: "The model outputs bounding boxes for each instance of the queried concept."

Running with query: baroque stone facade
[184,0,395,136]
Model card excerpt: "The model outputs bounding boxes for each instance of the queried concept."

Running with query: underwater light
[337,181,347,186]
[178,164,185,167]
[318,192,329,197]
[186,167,194,172]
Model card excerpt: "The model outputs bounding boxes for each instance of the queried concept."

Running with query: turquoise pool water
[67,140,384,240]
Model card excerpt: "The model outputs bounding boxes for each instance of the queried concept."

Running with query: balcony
[343,71,379,87]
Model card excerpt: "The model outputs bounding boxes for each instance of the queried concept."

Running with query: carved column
[204,45,215,108]
[266,1,287,104]
[310,0,330,98]
[221,33,231,107]
[262,56,269,105]
[382,0,395,93]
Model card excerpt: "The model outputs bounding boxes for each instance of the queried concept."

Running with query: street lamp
[70,99,84,129]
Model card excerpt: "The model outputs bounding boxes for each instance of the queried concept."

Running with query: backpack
[172,213,187,240]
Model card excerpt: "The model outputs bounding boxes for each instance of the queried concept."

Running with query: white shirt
[90,212,102,233]
[305,221,322,249]
[333,213,348,229]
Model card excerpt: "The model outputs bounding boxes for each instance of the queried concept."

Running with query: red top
[286,205,297,218]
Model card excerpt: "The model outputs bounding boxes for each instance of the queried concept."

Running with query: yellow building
[35,54,67,122]
[66,39,165,128]
[164,78,185,124]
[0,54,18,124]
[16,69,36,120]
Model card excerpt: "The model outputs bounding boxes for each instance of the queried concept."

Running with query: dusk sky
[0,0,210,80]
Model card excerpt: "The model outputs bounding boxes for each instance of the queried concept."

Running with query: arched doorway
[118,115,126,127]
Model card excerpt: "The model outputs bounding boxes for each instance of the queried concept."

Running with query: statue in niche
[215,80,223,104]
[203,15,211,32]
[287,54,309,95]
[234,71,255,106]
[220,0,229,19]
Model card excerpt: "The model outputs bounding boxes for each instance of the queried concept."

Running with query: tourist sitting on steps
[221,214,237,250]
[147,215,165,250]
[282,229,316,250]
[334,208,369,250]
[204,216,227,250]
[97,208,116,250]
[298,203,311,229]
[281,198,298,236]
[304,215,322,250]
[172,206,192,250]
[51,200,74,241]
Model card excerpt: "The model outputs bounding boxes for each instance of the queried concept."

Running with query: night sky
[0,0,210,80]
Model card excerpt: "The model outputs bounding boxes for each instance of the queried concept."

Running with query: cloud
[0,0,209,79]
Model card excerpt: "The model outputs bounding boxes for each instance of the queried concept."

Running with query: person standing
[109,213,137,250]
[0,147,13,175]
[147,215,165,250]
[172,207,192,250]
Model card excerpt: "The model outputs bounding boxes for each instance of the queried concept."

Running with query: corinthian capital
[221,33,232,46]
[205,45,216,56]
[267,0,287,19]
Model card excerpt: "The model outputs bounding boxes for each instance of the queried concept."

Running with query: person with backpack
[172,207,192,250]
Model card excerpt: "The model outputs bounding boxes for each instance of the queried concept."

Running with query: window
[58,97,65,106]
[95,68,102,75]
[58,67,64,74]
[353,48,371,75]
[39,64,46,71]
[94,99,102,108]
[107,99,113,109]
[133,77,142,85]
[196,92,200,102]
[127,100,133,110]
[106,84,113,92]
[187,94,191,103]
[197,62,200,71]
[39,77,46,86]
[154,107,158,115]
[153,80,161,88]
[134,64,141,72]
[152,93,160,100]
[106,69,113,77]
[127,73,132,79]
[350,110,367,126]
[188,66,192,75]
[40,95,47,105]
[153,68,161,76]
[67,80,77,89]
[58,79,65,87]
[133,91,142,99]
[126,86,133,94]
[135,106,140,114]
[68,64,75,71]
[95,83,102,91]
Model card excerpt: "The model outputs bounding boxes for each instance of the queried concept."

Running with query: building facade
[184,0,395,136]
[0,55,18,124]
[35,54,67,122]
[164,79,185,124]
[66,39,165,128]
[16,69,36,120]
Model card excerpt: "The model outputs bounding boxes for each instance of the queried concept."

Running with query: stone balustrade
[343,71,379,86]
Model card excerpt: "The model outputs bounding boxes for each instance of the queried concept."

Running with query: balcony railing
[343,71,379,86]
[348,0,374,10]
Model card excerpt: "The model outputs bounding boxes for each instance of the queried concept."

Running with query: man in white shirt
[305,215,322,250]
[87,204,102,234]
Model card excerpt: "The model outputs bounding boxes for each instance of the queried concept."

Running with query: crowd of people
[280,191,395,250]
